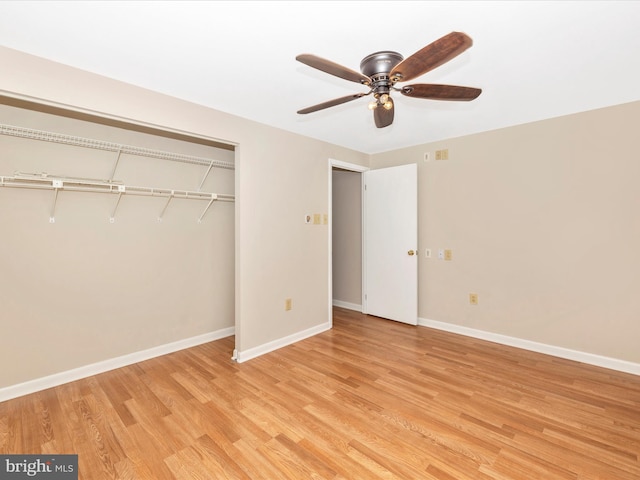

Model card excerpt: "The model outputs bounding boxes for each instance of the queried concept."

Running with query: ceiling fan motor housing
[360,51,404,98]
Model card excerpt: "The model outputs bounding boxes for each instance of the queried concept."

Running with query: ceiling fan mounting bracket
[359,51,404,77]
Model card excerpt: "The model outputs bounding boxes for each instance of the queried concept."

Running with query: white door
[364,163,418,325]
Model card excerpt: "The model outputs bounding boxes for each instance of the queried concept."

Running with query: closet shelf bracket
[110,149,122,182]
[198,161,215,192]
[50,179,63,223]
[110,186,126,223]
[198,195,218,224]
[157,192,174,223]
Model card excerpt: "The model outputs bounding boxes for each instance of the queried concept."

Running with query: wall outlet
[469,293,478,305]
[285,298,292,311]
[313,213,321,225]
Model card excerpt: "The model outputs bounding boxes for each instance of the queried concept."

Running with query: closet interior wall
[0,103,236,389]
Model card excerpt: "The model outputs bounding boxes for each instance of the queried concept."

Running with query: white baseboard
[419,317,640,376]
[6,316,635,403]
[0,326,235,403]
[332,300,362,311]
[235,321,331,363]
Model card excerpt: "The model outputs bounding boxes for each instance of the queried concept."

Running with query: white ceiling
[1,1,639,154]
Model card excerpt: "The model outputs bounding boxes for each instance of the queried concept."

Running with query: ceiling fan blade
[401,84,482,101]
[373,97,394,128]
[296,54,371,85]
[390,32,473,83]
[297,93,368,114]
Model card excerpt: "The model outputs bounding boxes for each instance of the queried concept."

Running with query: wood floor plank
[1,307,639,479]
[231,438,297,480]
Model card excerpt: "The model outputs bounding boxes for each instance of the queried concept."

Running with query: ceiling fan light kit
[296,31,482,128]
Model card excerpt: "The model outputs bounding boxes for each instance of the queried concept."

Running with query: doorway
[328,159,368,324]
[329,159,418,326]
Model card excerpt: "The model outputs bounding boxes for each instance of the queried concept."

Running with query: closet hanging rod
[0,123,235,170]
[0,174,235,202]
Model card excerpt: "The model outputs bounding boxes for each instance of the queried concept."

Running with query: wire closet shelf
[0,123,235,224]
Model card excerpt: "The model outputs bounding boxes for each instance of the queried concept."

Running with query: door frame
[327,158,369,326]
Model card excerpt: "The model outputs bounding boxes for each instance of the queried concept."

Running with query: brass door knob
[407,250,415,256]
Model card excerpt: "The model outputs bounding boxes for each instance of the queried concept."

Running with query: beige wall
[371,100,640,364]
[0,46,368,388]
[332,169,362,307]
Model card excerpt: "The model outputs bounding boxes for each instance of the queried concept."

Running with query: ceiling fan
[296,32,482,128]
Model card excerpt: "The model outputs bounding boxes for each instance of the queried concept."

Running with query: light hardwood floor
[1,307,639,479]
